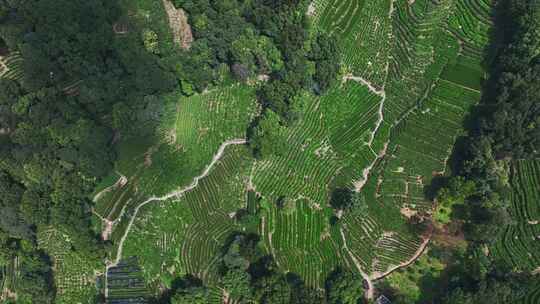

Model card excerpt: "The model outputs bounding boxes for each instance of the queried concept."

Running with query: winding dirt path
[92,172,128,241]
[343,74,386,146]
[342,70,389,193]
[336,2,435,300]
[263,216,281,268]
[341,226,432,300]
[340,69,433,300]
[343,75,385,97]
[92,172,127,203]
[104,139,246,298]
[371,230,432,280]
[340,228,375,300]
[353,142,388,192]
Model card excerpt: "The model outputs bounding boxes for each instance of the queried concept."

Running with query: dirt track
[92,172,127,203]
[371,230,432,279]
[104,139,246,298]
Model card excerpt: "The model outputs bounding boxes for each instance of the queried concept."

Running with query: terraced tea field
[492,160,540,272]
[252,83,383,205]
[106,257,149,304]
[314,0,392,88]
[0,52,23,81]
[260,199,342,288]
[122,144,252,285]
[91,84,256,249]
[85,0,503,301]
[519,281,540,304]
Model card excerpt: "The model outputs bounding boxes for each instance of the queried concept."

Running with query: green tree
[435,177,477,224]
[310,33,340,92]
[325,268,363,304]
[249,110,287,158]
[442,276,533,304]
[329,188,353,210]
[223,235,251,270]
[171,286,210,304]
[111,102,133,134]
[221,269,252,303]
[20,186,51,226]
[15,248,55,304]
[142,29,160,54]
[253,273,292,304]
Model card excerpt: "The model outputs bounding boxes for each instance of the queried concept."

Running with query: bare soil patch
[102,220,114,241]
[162,0,193,49]
[0,58,8,77]
[144,145,159,167]
[307,2,316,16]
[400,207,417,218]
[431,222,466,248]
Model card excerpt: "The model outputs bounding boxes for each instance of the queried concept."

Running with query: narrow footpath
[104,139,246,298]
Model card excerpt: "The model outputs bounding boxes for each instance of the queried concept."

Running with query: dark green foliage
[174,0,339,122]
[171,286,209,304]
[0,0,185,301]
[16,248,56,303]
[464,207,512,244]
[222,235,252,271]
[310,33,341,93]
[253,272,293,304]
[20,186,51,226]
[249,110,287,158]
[240,255,316,304]
[258,80,295,118]
[476,0,540,159]
[0,170,32,239]
[0,234,55,303]
[329,188,353,210]
[325,268,363,304]
[0,170,24,208]
[436,0,539,244]
[167,276,210,304]
[222,268,253,302]
[441,274,534,304]
[170,0,289,91]
[111,102,134,135]
[482,64,540,158]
